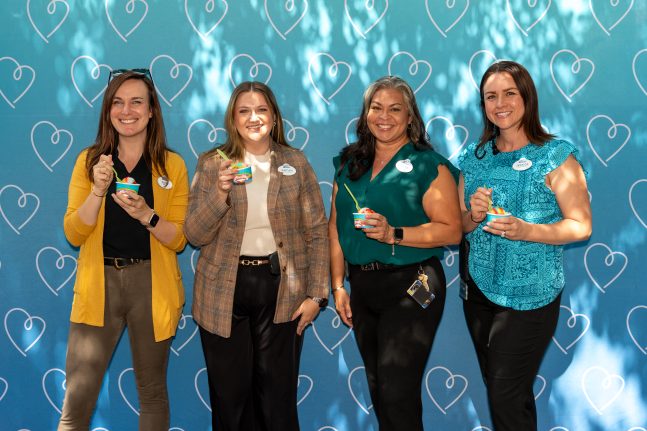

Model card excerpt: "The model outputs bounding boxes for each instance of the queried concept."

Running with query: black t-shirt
[103,152,154,259]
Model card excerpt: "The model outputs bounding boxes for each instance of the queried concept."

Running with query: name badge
[395,159,413,173]
[278,163,296,176]
[512,157,532,171]
[157,176,173,189]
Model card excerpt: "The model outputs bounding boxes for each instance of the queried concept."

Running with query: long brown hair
[85,71,169,181]
[339,76,432,181]
[215,81,289,162]
[476,61,554,158]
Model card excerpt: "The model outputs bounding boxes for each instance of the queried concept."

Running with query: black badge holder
[407,266,435,308]
[269,251,280,275]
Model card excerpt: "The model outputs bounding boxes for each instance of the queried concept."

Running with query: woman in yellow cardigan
[59,69,188,430]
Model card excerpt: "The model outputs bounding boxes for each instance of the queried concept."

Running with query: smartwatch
[393,227,404,244]
[309,296,326,307]
[148,211,160,228]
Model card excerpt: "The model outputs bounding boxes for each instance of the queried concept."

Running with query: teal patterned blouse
[458,139,584,310]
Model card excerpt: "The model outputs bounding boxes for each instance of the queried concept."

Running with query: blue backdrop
[1,1,646,430]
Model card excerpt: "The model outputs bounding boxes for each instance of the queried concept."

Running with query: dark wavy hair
[476,60,555,158]
[338,76,432,181]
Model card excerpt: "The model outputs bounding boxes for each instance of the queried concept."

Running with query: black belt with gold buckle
[104,257,148,270]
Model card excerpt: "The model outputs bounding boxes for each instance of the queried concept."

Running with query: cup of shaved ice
[485,206,511,223]
[231,162,252,184]
[115,176,140,194]
[353,207,375,229]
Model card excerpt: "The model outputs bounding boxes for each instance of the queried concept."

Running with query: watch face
[149,213,160,227]
[394,227,404,241]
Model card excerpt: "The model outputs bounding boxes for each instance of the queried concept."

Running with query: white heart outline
[581,365,625,415]
[118,367,140,416]
[471,427,493,431]
[627,427,647,431]
[297,374,313,405]
[0,184,40,235]
[4,307,46,357]
[589,0,634,36]
[632,48,647,96]
[0,377,8,402]
[190,248,199,274]
[185,0,228,41]
[387,51,432,94]
[36,246,77,296]
[170,314,199,356]
[317,427,340,431]
[424,365,468,414]
[264,0,308,40]
[550,49,595,103]
[585,114,631,167]
[149,54,193,107]
[308,52,352,105]
[0,57,36,109]
[348,366,373,415]
[628,179,647,229]
[105,0,149,43]
[425,116,469,161]
[70,55,112,108]
[626,305,647,355]
[441,246,460,287]
[30,120,74,172]
[534,374,546,400]
[228,53,273,88]
[42,368,66,414]
[424,0,470,38]
[283,118,309,150]
[319,181,333,207]
[194,367,212,411]
[344,116,359,145]
[506,0,552,36]
[548,428,570,431]
[552,305,590,354]
[583,242,628,293]
[311,306,353,355]
[467,50,498,91]
[27,0,70,43]
[344,0,388,39]
[187,118,227,159]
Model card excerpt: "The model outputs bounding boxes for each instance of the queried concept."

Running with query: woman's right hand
[91,154,114,196]
[216,159,235,200]
[468,187,492,224]
[333,288,353,328]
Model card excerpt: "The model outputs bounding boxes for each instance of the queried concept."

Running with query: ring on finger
[501,231,506,238]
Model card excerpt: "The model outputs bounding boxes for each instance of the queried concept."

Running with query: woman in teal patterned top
[458,61,592,431]
[329,76,462,431]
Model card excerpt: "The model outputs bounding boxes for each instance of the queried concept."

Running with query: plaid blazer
[185,142,330,337]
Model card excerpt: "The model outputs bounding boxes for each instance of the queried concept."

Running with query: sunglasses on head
[108,68,154,85]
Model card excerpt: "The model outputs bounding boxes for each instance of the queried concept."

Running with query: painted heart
[70,55,112,108]
[308,52,352,105]
[590,0,634,35]
[632,48,647,96]
[36,246,77,296]
[194,367,211,411]
[297,374,313,405]
[584,242,628,293]
[171,314,199,356]
[471,427,493,431]
[424,0,469,37]
[552,305,590,354]
[626,305,647,355]
[0,56,36,109]
[0,377,8,402]
[311,306,353,355]
[425,366,468,414]
[348,366,373,415]
[4,307,46,357]
[283,118,309,150]
[426,116,469,161]
[581,366,624,415]
[187,119,227,159]
[190,248,199,274]
[27,0,70,43]
[118,367,140,416]
[550,49,595,102]
[468,49,498,91]
[185,0,228,40]
[31,120,73,172]
[105,0,149,42]
[506,0,552,36]
[586,114,631,167]
[319,181,333,210]
[317,427,340,431]
[629,179,647,229]
[344,0,388,38]
[228,53,272,88]
[534,374,546,400]
[548,428,570,431]
[264,0,308,40]
[149,54,193,107]
[387,51,432,94]
[441,246,460,288]
[42,368,66,414]
[344,116,359,145]
[0,184,40,235]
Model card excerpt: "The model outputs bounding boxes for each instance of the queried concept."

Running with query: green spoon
[343,183,361,212]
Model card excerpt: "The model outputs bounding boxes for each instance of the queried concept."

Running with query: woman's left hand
[362,212,394,244]
[291,298,322,336]
[483,215,528,241]
[112,190,152,224]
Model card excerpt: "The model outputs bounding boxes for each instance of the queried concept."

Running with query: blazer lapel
[267,142,282,216]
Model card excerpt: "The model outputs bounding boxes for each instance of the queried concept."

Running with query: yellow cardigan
[63,150,189,341]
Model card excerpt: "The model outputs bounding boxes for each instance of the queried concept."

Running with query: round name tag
[278,163,296,176]
[157,176,173,189]
[395,159,413,173]
[512,157,532,171]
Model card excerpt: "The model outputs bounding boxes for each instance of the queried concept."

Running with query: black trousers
[199,262,303,431]
[349,257,446,431]
[462,281,561,431]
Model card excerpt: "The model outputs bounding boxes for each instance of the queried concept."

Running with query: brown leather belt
[104,257,148,270]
